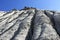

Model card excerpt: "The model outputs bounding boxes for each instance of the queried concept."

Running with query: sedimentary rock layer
[0,8,60,40]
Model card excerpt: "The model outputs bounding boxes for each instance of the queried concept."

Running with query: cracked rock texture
[0,8,60,40]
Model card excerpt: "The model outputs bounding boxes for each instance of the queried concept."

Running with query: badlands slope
[0,8,60,40]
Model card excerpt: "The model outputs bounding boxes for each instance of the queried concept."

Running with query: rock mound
[0,8,60,40]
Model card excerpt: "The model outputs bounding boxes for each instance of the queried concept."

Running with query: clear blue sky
[0,0,60,11]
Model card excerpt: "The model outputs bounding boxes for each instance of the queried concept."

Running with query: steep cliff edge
[0,8,60,40]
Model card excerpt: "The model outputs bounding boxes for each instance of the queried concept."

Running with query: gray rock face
[0,8,60,40]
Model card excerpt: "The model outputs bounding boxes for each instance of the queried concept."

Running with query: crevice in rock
[52,16,60,36]
[44,10,60,36]
[25,9,37,40]
[44,10,55,26]
[49,10,55,14]
[9,12,24,23]
[0,20,18,36]
[10,21,23,40]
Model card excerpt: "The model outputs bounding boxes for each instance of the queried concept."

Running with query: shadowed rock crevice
[10,21,23,40]
[0,20,18,36]
[44,10,60,36]
[25,9,37,40]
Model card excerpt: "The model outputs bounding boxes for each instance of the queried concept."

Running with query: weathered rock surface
[0,8,60,40]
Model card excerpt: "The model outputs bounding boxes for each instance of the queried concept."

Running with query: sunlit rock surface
[0,8,60,40]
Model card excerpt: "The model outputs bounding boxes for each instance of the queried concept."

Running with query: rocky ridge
[0,7,60,40]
